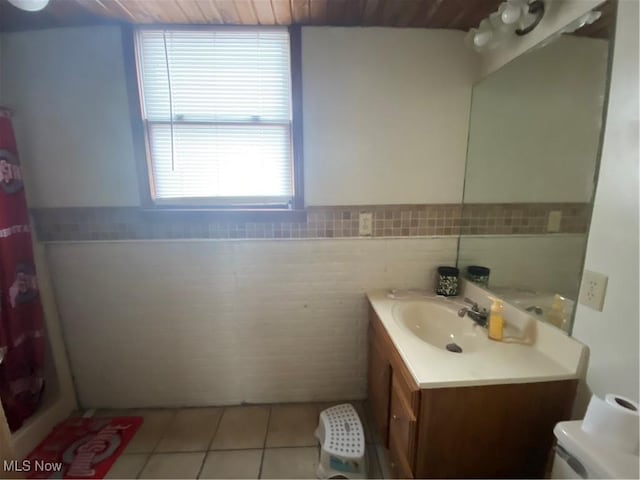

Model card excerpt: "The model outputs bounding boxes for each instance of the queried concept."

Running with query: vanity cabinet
[367,305,578,479]
[367,322,391,446]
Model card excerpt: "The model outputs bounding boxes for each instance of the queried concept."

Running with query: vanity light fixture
[466,0,546,52]
[6,0,49,12]
[533,9,602,49]
[467,0,602,53]
[560,10,602,34]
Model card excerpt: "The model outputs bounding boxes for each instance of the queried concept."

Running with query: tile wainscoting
[31,203,589,242]
[46,238,457,407]
[38,203,589,408]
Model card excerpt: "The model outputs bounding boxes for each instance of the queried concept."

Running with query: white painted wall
[2,26,477,209]
[46,238,457,407]
[457,235,587,299]
[465,35,608,203]
[572,0,639,406]
[302,28,478,205]
[0,27,140,208]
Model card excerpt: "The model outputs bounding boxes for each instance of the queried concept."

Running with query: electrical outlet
[359,212,373,236]
[579,270,608,311]
[547,210,562,232]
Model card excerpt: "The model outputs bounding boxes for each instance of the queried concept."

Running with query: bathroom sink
[392,300,488,353]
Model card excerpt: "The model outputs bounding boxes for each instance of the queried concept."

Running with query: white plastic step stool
[315,403,367,479]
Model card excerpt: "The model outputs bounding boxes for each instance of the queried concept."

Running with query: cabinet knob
[390,462,396,469]
[392,414,399,421]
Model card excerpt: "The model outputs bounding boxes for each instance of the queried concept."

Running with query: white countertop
[367,288,587,389]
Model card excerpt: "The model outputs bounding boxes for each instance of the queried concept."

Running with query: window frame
[122,24,305,220]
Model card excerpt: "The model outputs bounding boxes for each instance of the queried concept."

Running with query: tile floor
[87,401,384,479]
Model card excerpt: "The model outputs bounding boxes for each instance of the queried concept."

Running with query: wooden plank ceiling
[0,0,612,38]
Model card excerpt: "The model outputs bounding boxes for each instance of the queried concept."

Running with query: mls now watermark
[4,459,63,474]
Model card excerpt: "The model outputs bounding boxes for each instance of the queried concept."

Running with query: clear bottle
[488,297,504,341]
[546,294,566,329]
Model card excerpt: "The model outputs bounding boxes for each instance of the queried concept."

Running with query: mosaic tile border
[30,203,589,242]
[460,203,590,236]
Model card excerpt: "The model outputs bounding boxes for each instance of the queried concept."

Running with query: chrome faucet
[525,305,544,315]
[458,297,489,328]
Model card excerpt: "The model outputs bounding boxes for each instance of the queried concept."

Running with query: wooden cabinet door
[368,326,391,446]
[388,374,417,478]
[389,441,415,479]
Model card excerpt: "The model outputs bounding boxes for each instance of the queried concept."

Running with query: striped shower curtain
[0,108,45,432]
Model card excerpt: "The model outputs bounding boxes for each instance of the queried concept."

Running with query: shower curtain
[0,108,45,432]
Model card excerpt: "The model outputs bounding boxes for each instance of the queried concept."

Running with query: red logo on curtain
[0,149,24,194]
[10,264,39,307]
[0,109,45,432]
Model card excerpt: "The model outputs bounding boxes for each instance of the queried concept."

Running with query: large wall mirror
[457,1,615,334]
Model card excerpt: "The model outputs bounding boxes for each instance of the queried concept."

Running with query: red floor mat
[24,416,143,479]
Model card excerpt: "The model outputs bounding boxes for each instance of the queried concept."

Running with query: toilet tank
[552,421,639,479]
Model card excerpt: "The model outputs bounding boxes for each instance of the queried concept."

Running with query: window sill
[139,207,307,223]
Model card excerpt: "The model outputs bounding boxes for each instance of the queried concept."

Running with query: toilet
[551,420,639,478]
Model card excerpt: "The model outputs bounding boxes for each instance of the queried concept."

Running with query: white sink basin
[368,289,586,388]
[392,300,489,353]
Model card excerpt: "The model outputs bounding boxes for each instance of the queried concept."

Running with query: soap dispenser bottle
[547,294,566,329]
[488,297,504,341]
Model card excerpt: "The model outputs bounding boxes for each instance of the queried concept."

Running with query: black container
[435,266,459,297]
[467,265,490,287]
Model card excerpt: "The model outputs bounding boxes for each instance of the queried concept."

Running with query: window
[133,27,302,210]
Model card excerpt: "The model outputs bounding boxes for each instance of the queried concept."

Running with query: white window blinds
[135,28,293,205]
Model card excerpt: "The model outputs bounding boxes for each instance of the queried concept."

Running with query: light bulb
[474,19,494,49]
[464,28,478,48]
[562,11,602,35]
[7,0,50,11]
[499,0,522,24]
[518,1,538,31]
[474,30,493,49]
[489,12,509,33]
[583,10,602,26]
